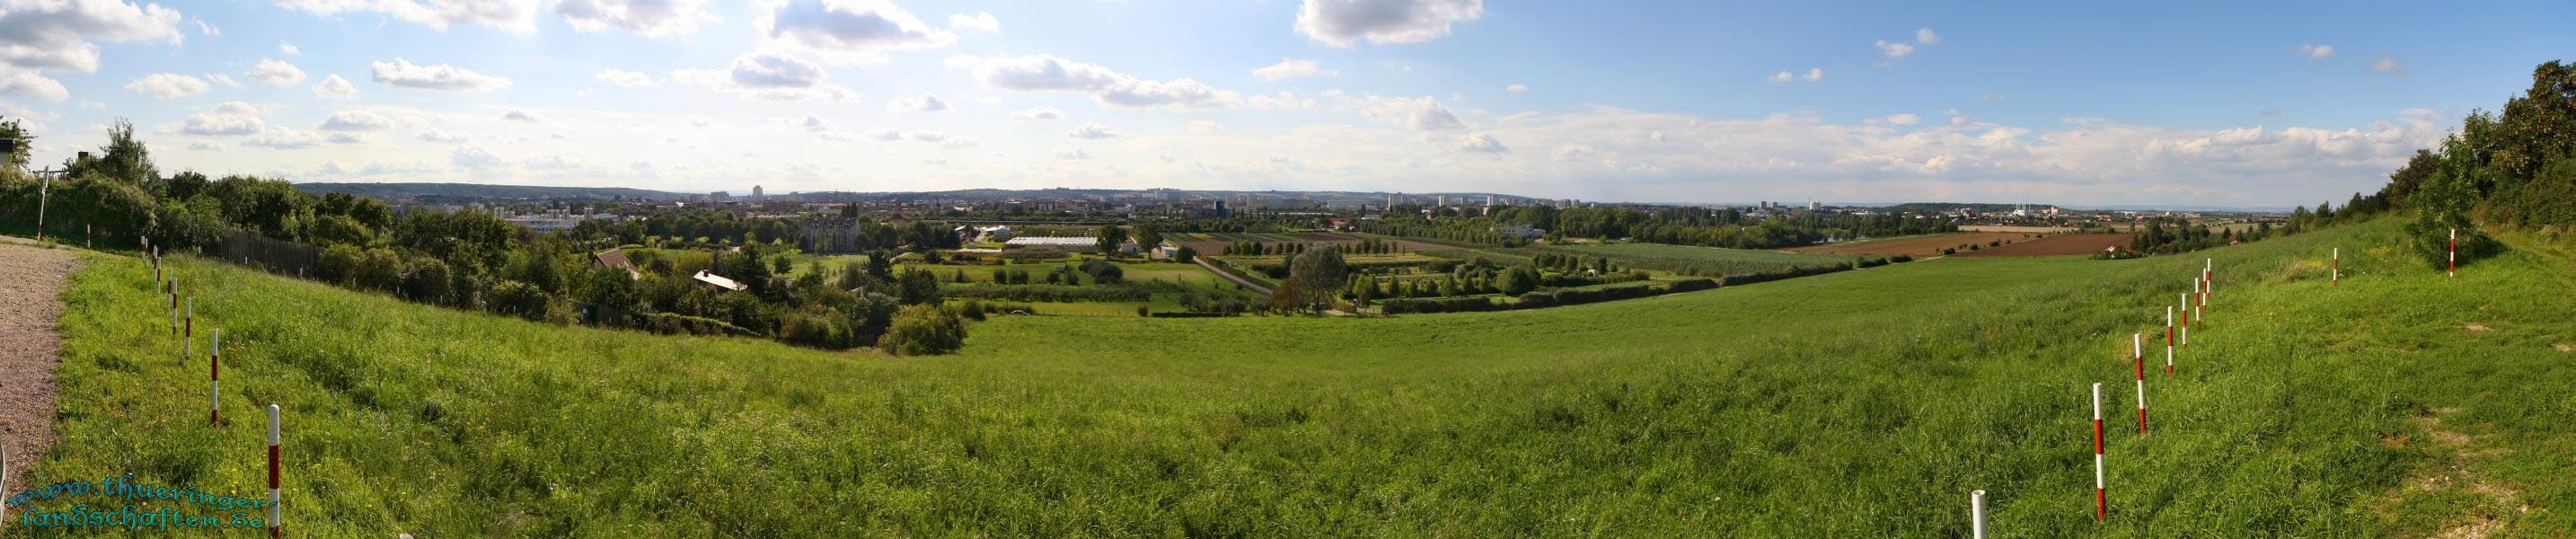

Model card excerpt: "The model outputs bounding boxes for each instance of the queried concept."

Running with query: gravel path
[0,237,79,498]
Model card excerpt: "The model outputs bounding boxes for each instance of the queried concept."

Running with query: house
[1324,216,1352,231]
[693,270,746,292]
[886,213,914,227]
[1118,240,1145,255]
[590,248,640,279]
[954,224,1012,243]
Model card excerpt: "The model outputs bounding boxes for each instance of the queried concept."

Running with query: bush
[779,305,855,349]
[879,305,966,356]
[487,279,551,322]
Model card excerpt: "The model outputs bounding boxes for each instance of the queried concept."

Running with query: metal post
[1970,490,1988,538]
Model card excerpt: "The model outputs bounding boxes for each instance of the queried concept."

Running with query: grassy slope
[19,216,2576,536]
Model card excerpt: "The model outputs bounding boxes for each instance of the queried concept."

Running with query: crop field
[1534,243,1860,276]
[1954,233,2137,257]
[1170,231,1458,256]
[1784,231,2045,257]
[20,216,2576,535]
[1958,225,2081,233]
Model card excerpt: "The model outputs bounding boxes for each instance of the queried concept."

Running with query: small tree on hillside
[879,305,966,356]
[1284,244,1347,310]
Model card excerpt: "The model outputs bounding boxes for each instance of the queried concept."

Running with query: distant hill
[1875,202,2059,215]
[292,182,690,200]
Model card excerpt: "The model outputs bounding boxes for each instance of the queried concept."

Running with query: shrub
[779,305,855,349]
[879,305,966,356]
[487,279,551,322]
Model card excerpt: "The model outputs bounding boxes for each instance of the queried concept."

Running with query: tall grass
[13,216,2574,535]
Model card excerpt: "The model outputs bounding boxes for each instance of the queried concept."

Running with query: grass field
[17,216,2576,535]
[1784,231,2042,257]
[1533,243,1859,276]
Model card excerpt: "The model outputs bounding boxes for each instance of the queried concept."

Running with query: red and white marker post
[267,403,282,538]
[2204,259,2213,304]
[2092,382,2106,519]
[2164,307,2175,376]
[2332,248,2340,286]
[2131,333,2147,433]
[2136,378,2148,435]
[182,296,193,364]
[211,330,222,426]
[2448,228,2457,277]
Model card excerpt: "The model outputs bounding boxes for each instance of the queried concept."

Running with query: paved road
[1191,256,1272,295]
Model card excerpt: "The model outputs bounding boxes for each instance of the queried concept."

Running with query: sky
[3,0,2571,206]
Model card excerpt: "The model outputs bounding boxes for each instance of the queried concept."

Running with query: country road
[1192,256,1272,295]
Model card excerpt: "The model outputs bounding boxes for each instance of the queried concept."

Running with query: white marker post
[267,404,282,539]
[2332,248,2340,286]
[2131,333,2144,384]
[211,330,222,426]
[2165,306,2175,376]
[2448,228,2457,277]
[2180,293,2192,340]
[2136,378,2148,435]
[1970,490,1988,539]
[2091,383,2105,520]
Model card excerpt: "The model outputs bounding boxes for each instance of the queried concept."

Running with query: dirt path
[0,237,80,499]
[2396,406,2528,538]
[1192,257,1272,296]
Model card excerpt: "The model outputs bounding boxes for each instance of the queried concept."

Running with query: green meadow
[14,216,2576,535]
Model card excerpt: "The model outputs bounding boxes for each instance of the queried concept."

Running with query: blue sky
[5,0,2571,205]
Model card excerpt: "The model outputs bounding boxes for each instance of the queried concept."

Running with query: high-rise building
[1436,194,1448,207]
[752,185,764,200]
[1808,200,1819,211]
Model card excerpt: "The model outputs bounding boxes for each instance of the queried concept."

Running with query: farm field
[1954,233,2138,257]
[1169,231,1459,255]
[20,216,2576,535]
[1958,225,2080,233]
[1535,242,1860,276]
[1785,231,2044,257]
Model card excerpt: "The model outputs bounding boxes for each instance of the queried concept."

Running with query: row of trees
[2373,60,2574,268]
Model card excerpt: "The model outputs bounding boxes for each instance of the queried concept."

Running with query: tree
[879,305,966,356]
[1095,225,1128,255]
[0,117,31,170]
[81,119,156,186]
[1134,225,1162,252]
[896,268,942,305]
[1284,244,1347,308]
[1171,245,1196,263]
[1499,267,1539,296]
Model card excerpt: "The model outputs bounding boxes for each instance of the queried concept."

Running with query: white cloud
[502,109,542,122]
[188,141,224,150]
[124,73,209,99]
[278,41,300,56]
[452,145,504,168]
[887,93,948,112]
[1010,105,1063,121]
[312,74,359,99]
[2298,44,2333,59]
[319,109,393,131]
[1916,28,1940,45]
[0,0,183,73]
[1065,123,1118,139]
[247,127,324,149]
[328,132,375,144]
[671,52,859,102]
[867,128,902,141]
[1189,119,1222,133]
[249,58,305,85]
[1456,132,1507,153]
[758,0,958,63]
[953,54,1238,109]
[1768,70,1792,83]
[193,19,218,37]
[797,114,834,131]
[1251,58,1334,81]
[1295,0,1484,48]
[1503,84,1527,93]
[419,129,470,143]
[273,0,538,32]
[907,130,949,142]
[947,12,997,32]
[178,112,265,136]
[1880,113,1920,126]
[1804,67,1823,82]
[1979,93,2006,102]
[205,73,243,89]
[557,0,717,38]
[372,58,512,93]
[0,71,67,101]
[212,101,260,115]
[595,68,655,87]
[1875,40,1914,58]
[2369,54,2403,75]
[1055,148,1089,160]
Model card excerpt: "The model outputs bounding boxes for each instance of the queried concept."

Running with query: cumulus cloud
[1916,28,1940,45]
[557,0,718,38]
[372,58,512,93]
[0,0,183,74]
[1804,67,1822,82]
[312,74,359,99]
[952,54,1238,109]
[320,109,393,131]
[1055,148,1089,160]
[419,129,470,143]
[797,114,834,131]
[1065,123,1118,139]
[502,109,542,122]
[0,71,68,102]
[671,52,859,102]
[124,73,209,99]
[2298,43,2333,59]
[1504,84,1526,93]
[274,0,538,31]
[187,141,224,150]
[595,68,654,87]
[205,74,243,89]
[1768,70,1792,83]
[948,12,997,32]
[278,41,299,56]
[1455,132,1507,153]
[249,58,305,85]
[867,128,902,141]
[758,0,958,63]
[1295,0,1483,48]
[2369,54,2404,75]
[887,92,948,112]
[1010,105,1063,121]
[452,145,504,168]
[1251,58,1334,81]
[328,132,375,144]
[1190,119,1222,133]
[1875,40,1914,58]
[178,112,265,136]
[247,127,324,149]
